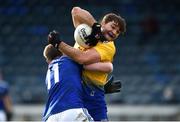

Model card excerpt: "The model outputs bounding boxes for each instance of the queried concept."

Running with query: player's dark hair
[102,13,126,34]
[44,45,62,62]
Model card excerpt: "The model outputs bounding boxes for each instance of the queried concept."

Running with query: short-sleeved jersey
[74,41,116,86]
[0,82,9,110]
[43,56,84,121]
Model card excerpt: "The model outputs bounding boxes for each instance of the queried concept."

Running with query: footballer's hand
[85,23,106,46]
[48,30,62,48]
[104,76,122,94]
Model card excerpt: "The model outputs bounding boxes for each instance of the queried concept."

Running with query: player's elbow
[106,63,113,73]
[71,7,81,16]
[76,57,89,65]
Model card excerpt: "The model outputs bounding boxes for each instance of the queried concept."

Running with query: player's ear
[46,59,51,64]
[101,20,105,26]
[43,48,47,59]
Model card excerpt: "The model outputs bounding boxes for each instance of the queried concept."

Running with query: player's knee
[71,7,81,15]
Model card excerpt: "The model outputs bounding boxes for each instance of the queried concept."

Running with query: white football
[74,24,92,48]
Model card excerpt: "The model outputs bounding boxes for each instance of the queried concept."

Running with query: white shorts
[46,108,93,122]
[0,110,6,121]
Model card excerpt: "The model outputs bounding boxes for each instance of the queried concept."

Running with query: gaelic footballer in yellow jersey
[74,41,116,86]
[73,12,124,86]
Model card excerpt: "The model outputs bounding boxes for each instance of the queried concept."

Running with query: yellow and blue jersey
[74,41,116,121]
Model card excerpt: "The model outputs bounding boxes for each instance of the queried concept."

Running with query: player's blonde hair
[43,44,62,63]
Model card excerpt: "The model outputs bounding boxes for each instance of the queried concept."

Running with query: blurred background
[0,0,180,121]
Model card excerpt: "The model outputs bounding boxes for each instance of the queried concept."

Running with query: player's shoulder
[95,41,115,51]
[0,81,9,94]
[0,81,9,88]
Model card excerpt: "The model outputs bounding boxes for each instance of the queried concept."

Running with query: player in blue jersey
[43,44,90,121]
[43,44,113,121]
[0,70,13,121]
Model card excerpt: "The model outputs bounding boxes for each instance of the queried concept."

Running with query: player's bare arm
[71,7,96,28]
[47,31,102,65]
[58,42,100,65]
[83,62,113,73]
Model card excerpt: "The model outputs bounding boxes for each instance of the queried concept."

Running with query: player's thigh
[46,108,93,122]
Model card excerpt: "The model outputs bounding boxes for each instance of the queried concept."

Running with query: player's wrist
[92,22,101,31]
[48,30,62,49]
[92,23,107,42]
[55,40,63,49]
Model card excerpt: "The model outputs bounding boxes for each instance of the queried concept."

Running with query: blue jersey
[82,82,107,121]
[0,81,9,110]
[43,56,84,121]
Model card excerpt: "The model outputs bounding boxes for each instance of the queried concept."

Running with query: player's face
[101,21,120,41]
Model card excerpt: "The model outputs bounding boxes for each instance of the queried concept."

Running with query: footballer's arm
[58,42,100,65]
[83,62,113,73]
[71,7,96,28]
